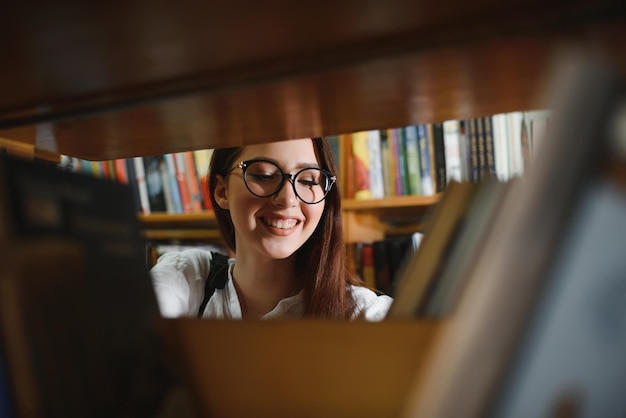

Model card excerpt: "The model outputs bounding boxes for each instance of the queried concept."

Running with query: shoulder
[349,285,393,321]
[152,248,218,278]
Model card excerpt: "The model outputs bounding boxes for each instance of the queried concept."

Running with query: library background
[1,1,625,418]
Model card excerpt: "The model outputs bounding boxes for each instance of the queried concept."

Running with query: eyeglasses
[230,159,336,204]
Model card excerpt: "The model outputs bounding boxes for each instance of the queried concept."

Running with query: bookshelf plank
[161,318,441,418]
[1,3,625,159]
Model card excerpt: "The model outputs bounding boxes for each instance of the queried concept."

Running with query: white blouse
[150,248,393,321]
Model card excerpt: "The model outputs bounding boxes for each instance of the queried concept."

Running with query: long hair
[208,137,361,319]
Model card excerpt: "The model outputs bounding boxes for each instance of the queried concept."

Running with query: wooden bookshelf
[2,2,625,417]
[2,2,625,160]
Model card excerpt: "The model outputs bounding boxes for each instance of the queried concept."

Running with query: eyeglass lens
[243,160,332,204]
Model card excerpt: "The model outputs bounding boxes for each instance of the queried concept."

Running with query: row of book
[347,232,424,296]
[62,149,214,215]
[331,110,550,200]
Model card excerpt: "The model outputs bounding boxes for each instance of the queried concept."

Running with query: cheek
[304,203,326,227]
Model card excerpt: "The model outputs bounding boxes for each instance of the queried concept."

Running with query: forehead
[238,138,318,165]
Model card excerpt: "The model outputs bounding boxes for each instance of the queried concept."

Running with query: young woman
[150,137,392,320]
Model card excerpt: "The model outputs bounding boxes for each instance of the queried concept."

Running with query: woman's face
[215,138,327,260]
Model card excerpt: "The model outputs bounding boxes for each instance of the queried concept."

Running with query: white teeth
[264,218,297,229]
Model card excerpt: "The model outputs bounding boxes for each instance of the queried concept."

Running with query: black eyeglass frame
[229,159,337,204]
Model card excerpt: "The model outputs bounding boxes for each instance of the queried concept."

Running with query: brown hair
[208,137,362,319]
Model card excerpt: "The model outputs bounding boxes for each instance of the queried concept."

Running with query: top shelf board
[1,1,625,160]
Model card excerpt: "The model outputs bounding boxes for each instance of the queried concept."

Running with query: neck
[231,253,302,319]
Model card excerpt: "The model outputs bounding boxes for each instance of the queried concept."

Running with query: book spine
[442,120,463,184]
[469,118,481,182]
[431,122,447,192]
[125,158,142,213]
[114,159,128,184]
[403,125,422,196]
[163,154,183,214]
[174,152,193,213]
[133,157,151,215]
[160,158,176,214]
[143,156,167,213]
[390,128,404,195]
[193,149,214,210]
[483,116,497,179]
[184,151,203,212]
[341,134,355,199]
[380,129,394,197]
[491,113,510,181]
[351,131,372,200]
[417,124,434,196]
[361,243,377,290]
[367,130,385,199]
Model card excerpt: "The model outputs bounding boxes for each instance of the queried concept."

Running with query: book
[351,131,372,200]
[367,130,385,199]
[393,127,409,195]
[417,124,435,195]
[422,179,511,316]
[133,156,151,215]
[193,148,214,210]
[482,116,496,179]
[372,240,392,295]
[173,152,193,213]
[114,158,129,184]
[143,155,168,213]
[430,123,447,192]
[341,133,355,199]
[402,52,625,418]
[124,158,142,213]
[380,129,395,197]
[442,120,463,184]
[360,243,376,290]
[0,154,176,417]
[183,151,203,212]
[403,125,423,196]
[468,118,481,182]
[491,113,511,181]
[387,180,479,319]
[163,154,183,214]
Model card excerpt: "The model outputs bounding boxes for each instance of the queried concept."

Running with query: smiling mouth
[262,217,299,230]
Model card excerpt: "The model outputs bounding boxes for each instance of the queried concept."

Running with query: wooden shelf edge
[138,211,216,225]
[142,229,222,241]
[342,194,441,211]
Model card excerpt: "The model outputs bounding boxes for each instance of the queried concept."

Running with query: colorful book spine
[351,131,372,200]
[469,118,481,182]
[403,125,422,196]
[483,116,497,179]
[133,156,151,215]
[367,130,385,199]
[417,124,434,196]
[184,151,203,212]
[163,154,183,214]
[114,159,128,184]
[193,148,214,210]
[390,128,405,195]
[143,156,167,213]
[174,152,193,213]
[380,129,394,197]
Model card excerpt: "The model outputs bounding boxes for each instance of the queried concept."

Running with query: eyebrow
[246,157,321,170]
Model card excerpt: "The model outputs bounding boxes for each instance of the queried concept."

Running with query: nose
[271,176,298,207]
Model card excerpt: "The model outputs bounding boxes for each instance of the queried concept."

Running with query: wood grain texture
[1,1,625,159]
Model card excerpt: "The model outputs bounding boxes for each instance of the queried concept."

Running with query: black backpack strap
[198,252,230,317]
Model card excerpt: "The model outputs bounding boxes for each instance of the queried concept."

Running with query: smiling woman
[149,137,393,320]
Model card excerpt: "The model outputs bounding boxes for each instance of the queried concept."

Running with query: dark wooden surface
[1,0,625,159]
